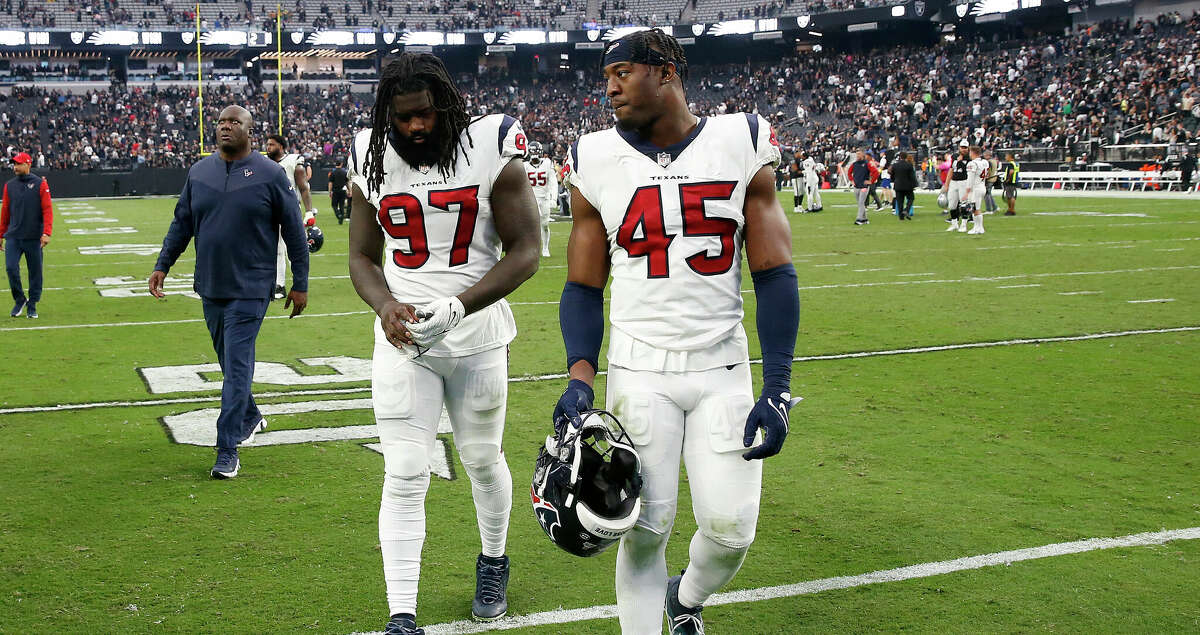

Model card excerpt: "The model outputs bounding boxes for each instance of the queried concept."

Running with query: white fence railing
[1017,171,1196,192]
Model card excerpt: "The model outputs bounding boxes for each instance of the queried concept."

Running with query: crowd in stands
[1,12,1196,173]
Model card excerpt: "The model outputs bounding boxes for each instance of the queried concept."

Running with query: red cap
[12,152,32,165]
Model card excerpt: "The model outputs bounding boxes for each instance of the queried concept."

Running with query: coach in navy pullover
[1,152,53,317]
[150,105,309,477]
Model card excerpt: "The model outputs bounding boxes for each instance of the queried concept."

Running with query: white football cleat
[946,221,959,232]
[958,222,969,232]
[968,227,985,235]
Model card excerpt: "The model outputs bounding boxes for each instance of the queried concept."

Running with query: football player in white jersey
[802,153,824,212]
[345,54,541,635]
[556,30,801,635]
[964,145,988,234]
[523,140,559,256]
[942,139,972,232]
[265,134,317,299]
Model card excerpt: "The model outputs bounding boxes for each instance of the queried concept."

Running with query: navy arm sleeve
[154,178,194,273]
[275,171,310,292]
[752,263,800,395]
[559,282,604,373]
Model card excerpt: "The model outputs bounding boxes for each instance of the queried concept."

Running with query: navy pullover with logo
[155,151,308,299]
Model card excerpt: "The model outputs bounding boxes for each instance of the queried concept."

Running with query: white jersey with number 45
[568,113,781,357]
[348,113,528,356]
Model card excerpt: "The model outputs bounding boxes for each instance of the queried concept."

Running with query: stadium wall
[43,166,331,198]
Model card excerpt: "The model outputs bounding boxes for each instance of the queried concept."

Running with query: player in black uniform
[328,159,350,224]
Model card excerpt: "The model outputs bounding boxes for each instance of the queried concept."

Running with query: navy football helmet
[526,140,543,162]
[306,226,324,252]
[531,410,642,557]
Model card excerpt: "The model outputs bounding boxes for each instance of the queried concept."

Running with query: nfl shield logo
[657,152,672,168]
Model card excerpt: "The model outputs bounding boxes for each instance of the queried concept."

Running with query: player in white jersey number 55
[346,54,541,635]
[555,29,802,635]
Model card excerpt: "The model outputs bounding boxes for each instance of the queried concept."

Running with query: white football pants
[607,363,763,634]
[373,343,512,617]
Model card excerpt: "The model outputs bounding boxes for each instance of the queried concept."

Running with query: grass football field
[1,190,1197,634]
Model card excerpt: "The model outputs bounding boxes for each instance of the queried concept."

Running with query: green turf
[0,191,1197,633]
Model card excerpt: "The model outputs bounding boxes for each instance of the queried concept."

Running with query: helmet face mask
[531,410,643,557]
[526,140,544,163]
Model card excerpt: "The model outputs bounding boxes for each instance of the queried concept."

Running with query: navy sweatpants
[202,297,269,450]
[5,238,43,303]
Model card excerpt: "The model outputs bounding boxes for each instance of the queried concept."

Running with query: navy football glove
[553,379,594,432]
[742,391,802,461]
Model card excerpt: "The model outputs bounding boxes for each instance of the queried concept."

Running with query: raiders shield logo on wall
[914,0,925,15]
[657,152,672,167]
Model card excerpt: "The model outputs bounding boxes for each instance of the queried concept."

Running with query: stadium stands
[0,12,1196,174]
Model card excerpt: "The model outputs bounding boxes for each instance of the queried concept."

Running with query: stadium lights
[87,31,140,46]
[200,31,248,46]
[0,30,25,46]
[710,20,757,36]
[499,30,547,45]
[603,26,652,41]
[399,31,445,46]
[891,5,906,16]
[306,31,356,46]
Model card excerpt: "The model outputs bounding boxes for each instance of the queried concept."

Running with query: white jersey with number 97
[347,113,528,357]
[568,113,781,360]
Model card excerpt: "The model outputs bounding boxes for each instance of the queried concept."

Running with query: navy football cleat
[240,418,267,445]
[383,614,424,635]
[10,300,25,317]
[666,571,705,634]
[26,302,38,319]
[210,448,239,479]
[472,553,509,621]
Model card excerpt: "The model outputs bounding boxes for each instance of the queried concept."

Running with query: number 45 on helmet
[531,410,643,557]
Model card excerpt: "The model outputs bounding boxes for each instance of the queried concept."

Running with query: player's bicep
[491,158,542,254]
[743,165,793,273]
[566,188,610,288]
[348,184,383,264]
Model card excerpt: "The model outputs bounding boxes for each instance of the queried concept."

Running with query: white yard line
[996,284,1042,289]
[1058,291,1103,296]
[896,272,936,277]
[1127,298,1175,304]
[3,326,1195,415]
[350,526,1200,635]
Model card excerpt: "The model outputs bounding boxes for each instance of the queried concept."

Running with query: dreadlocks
[604,28,689,82]
[363,53,473,194]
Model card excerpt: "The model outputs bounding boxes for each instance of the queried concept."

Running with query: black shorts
[1003,184,1018,199]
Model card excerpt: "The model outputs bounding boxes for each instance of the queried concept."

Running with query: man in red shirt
[0,152,54,318]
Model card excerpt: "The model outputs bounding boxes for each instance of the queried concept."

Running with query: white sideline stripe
[896,272,936,277]
[1058,291,1102,296]
[1127,298,1175,304]
[0,310,371,332]
[351,526,1200,635]
[3,264,1197,334]
[996,284,1042,289]
[2,326,1197,415]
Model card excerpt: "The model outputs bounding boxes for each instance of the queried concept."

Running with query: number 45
[617,182,739,278]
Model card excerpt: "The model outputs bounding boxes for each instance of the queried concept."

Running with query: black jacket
[890,159,917,191]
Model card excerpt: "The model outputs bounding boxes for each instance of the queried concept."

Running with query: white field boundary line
[351,526,1200,635]
[1128,298,1175,303]
[4,265,1198,334]
[45,226,1200,271]
[3,326,1197,416]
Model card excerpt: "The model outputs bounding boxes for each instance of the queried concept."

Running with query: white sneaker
[240,418,267,446]
[946,221,959,232]
[968,227,985,235]
[541,250,551,257]
[958,223,969,232]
